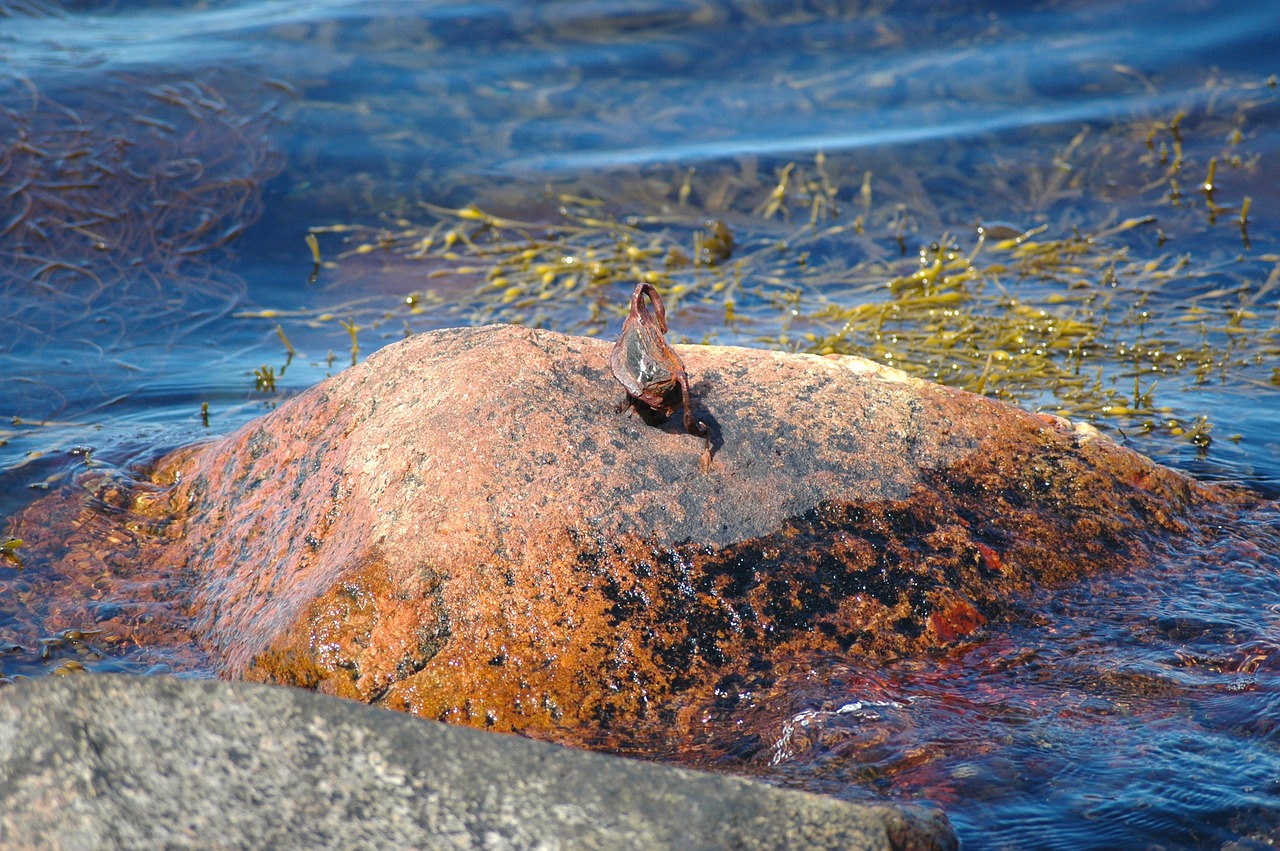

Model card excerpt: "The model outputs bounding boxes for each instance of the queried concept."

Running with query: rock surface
[7,325,1247,748]
[0,675,956,850]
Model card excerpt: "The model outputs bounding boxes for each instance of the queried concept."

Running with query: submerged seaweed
[0,69,287,482]
[261,74,1278,453]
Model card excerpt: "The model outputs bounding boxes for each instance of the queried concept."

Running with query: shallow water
[3,0,1280,846]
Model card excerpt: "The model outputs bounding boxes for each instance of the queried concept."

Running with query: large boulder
[0,675,956,850]
[8,325,1246,748]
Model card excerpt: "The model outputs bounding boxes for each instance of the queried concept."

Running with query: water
[3,1,1280,846]
[734,510,1280,848]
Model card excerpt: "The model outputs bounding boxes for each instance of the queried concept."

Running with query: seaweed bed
[262,75,1279,462]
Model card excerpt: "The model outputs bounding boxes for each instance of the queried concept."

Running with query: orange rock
[5,325,1251,749]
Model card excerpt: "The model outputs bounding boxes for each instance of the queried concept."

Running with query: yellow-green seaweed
[261,74,1277,453]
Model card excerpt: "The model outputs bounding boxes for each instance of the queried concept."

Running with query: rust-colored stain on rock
[4,325,1253,749]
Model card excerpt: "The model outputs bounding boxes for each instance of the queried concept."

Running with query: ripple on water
[729,501,1280,848]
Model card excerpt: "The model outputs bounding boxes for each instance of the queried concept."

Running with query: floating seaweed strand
[0,68,286,470]
[0,74,278,344]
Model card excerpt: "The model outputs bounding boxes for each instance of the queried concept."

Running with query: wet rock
[0,675,956,850]
[5,325,1249,747]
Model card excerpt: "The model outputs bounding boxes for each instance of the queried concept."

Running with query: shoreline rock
[0,675,957,850]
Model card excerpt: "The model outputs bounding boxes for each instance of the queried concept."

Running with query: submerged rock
[0,675,956,850]
[5,325,1249,748]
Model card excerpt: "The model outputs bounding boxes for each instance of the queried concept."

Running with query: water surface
[3,1,1280,847]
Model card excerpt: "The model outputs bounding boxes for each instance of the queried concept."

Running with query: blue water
[3,1,1280,846]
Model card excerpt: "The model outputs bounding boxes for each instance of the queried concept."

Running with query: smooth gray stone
[0,675,956,850]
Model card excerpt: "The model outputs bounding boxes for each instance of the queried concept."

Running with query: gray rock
[0,675,956,850]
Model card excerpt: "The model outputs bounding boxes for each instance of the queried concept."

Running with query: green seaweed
[253,366,277,393]
[1,536,22,568]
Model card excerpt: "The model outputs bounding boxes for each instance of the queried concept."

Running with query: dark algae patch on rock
[2,326,1261,758]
